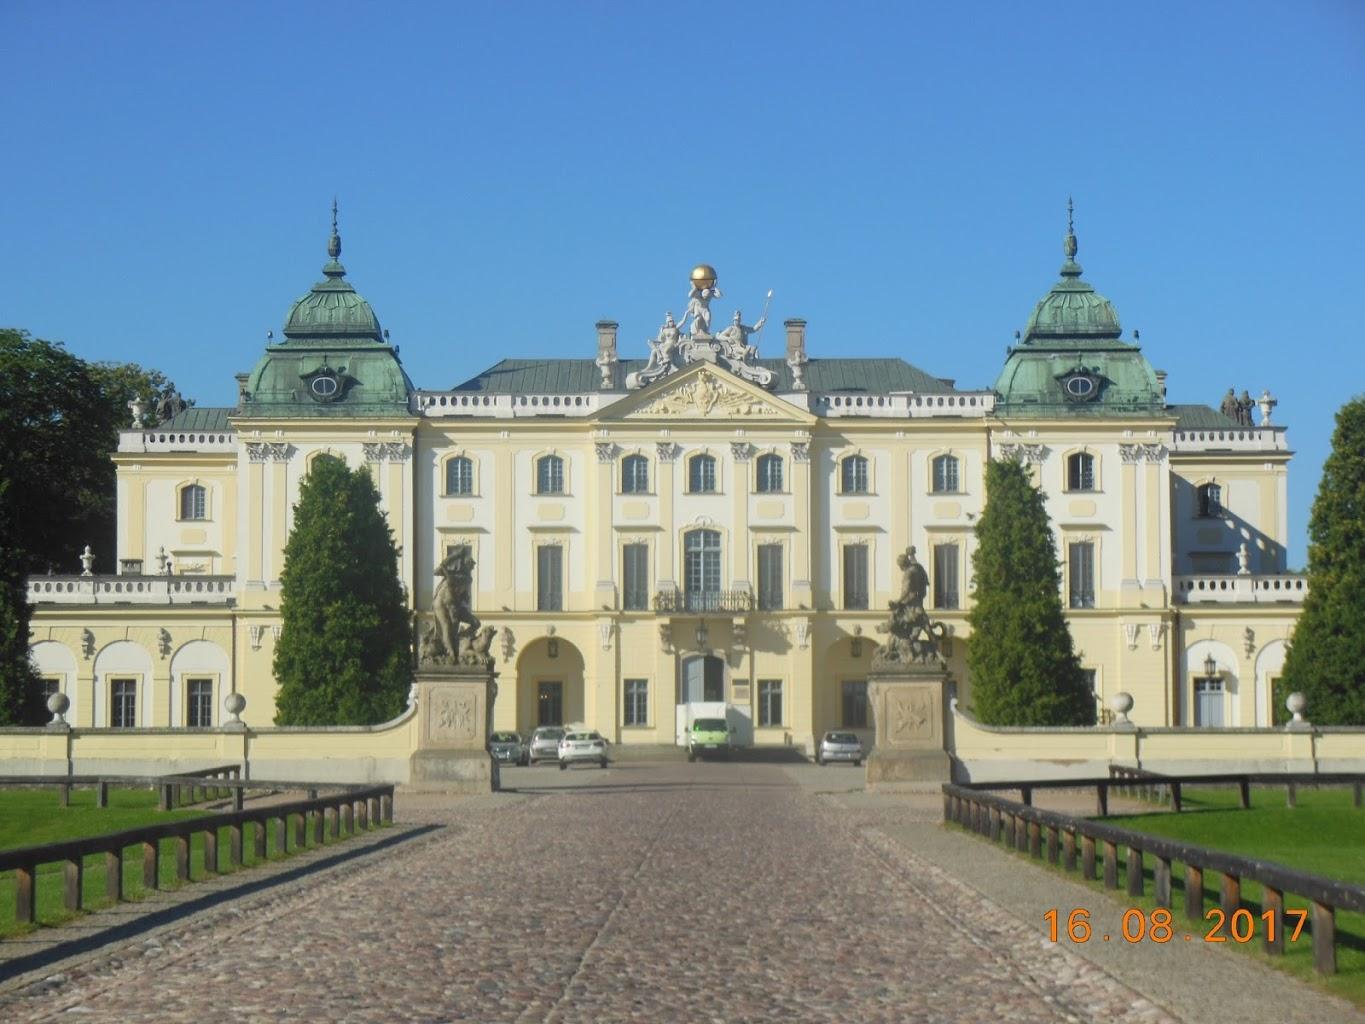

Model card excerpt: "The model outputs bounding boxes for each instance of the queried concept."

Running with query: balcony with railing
[652,587,754,613]
[1173,574,1307,605]
[27,575,237,606]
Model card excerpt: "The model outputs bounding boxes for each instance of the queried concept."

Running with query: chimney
[1155,369,1168,402]
[596,320,619,361]
[784,318,807,363]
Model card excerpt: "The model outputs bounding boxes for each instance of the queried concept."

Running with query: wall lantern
[695,619,709,650]
[1203,653,1218,679]
[851,625,863,659]
[548,638,559,659]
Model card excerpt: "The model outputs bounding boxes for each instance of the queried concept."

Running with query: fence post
[203,828,218,875]
[312,808,325,846]
[1046,826,1059,865]
[274,815,287,856]
[381,793,393,824]
[106,848,123,903]
[230,824,243,867]
[1103,841,1118,889]
[1154,856,1171,908]
[63,857,83,911]
[175,835,190,881]
[342,802,354,835]
[1185,864,1203,920]
[357,800,369,831]
[1221,873,1240,918]
[1263,886,1284,955]
[142,840,159,891]
[97,781,109,809]
[1095,783,1109,817]
[1171,781,1183,812]
[59,781,70,807]
[253,819,267,861]
[1082,836,1096,880]
[1127,846,1144,897]
[15,863,36,923]
[1062,830,1077,872]
[1028,821,1041,859]
[292,812,306,849]
[1312,902,1336,975]
[1238,779,1251,809]
[1020,785,1032,807]
[233,787,244,812]
[368,797,381,827]
[1286,783,1297,809]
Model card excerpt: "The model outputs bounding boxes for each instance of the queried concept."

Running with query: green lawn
[0,785,374,937]
[953,784,1365,1007]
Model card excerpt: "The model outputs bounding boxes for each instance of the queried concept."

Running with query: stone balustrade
[1170,427,1287,453]
[27,575,237,606]
[1173,574,1307,604]
[813,391,995,418]
[118,430,237,453]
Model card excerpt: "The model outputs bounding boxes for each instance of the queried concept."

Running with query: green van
[687,717,731,761]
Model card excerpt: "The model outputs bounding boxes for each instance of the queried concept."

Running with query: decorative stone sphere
[47,692,70,717]
[1286,692,1307,719]
[689,264,718,290]
[224,692,246,718]
[1109,692,1135,718]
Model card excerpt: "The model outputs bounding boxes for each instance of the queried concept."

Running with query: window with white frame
[537,544,563,611]
[536,455,564,495]
[758,679,783,726]
[757,544,783,610]
[843,543,869,610]
[688,453,717,493]
[621,454,649,494]
[42,676,61,702]
[622,543,649,611]
[933,543,959,609]
[684,530,722,608]
[445,456,474,496]
[1195,677,1225,727]
[187,678,213,727]
[1197,483,1222,518]
[110,678,137,728]
[931,454,959,494]
[180,484,207,520]
[840,455,869,494]
[624,678,649,726]
[1067,452,1095,492]
[756,454,784,493]
[1068,541,1095,608]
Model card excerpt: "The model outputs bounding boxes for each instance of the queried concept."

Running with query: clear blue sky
[4,1,1362,567]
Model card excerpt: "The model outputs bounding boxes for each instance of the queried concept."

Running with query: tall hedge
[273,457,412,725]
[966,458,1095,725]
[1280,395,1365,723]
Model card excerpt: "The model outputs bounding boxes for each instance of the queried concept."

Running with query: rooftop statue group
[420,545,497,669]
[873,546,949,670]
[1219,388,1257,427]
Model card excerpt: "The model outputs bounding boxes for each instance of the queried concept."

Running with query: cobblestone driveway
[0,763,1220,1023]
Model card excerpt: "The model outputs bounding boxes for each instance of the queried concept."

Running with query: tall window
[111,678,137,728]
[756,454,784,493]
[1195,677,1225,727]
[42,677,60,702]
[536,455,564,495]
[187,678,213,727]
[758,680,783,726]
[841,680,868,728]
[933,544,959,609]
[1067,452,1095,492]
[757,543,784,610]
[840,455,869,494]
[624,679,649,727]
[684,530,721,609]
[445,456,474,496]
[621,454,649,494]
[688,454,717,493]
[931,455,959,494]
[180,484,206,520]
[537,544,563,611]
[1197,483,1222,518]
[843,544,869,610]
[622,543,649,611]
[1068,541,1095,608]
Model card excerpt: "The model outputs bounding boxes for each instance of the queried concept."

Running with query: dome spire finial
[1064,195,1078,260]
[327,196,342,261]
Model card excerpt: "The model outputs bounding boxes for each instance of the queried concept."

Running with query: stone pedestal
[409,668,500,793]
[865,668,952,787]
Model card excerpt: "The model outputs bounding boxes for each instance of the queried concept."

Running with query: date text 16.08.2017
[1045,907,1308,945]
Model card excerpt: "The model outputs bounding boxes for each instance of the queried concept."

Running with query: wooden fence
[943,774,1365,974]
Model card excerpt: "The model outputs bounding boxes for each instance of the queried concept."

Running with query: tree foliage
[273,457,412,725]
[1280,395,1365,724]
[966,459,1095,726]
[0,479,45,725]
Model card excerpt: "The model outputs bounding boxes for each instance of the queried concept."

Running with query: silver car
[489,731,528,766]
[558,730,609,769]
[528,726,567,765]
[816,731,864,766]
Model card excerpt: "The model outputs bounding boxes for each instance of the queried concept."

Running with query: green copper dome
[994,207,1163,419]
[236,207,413,419]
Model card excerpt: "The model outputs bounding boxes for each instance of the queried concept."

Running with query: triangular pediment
[596,363,816,424]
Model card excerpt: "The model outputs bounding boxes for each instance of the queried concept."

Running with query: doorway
[538,681,563,727]
[680,655,725,703]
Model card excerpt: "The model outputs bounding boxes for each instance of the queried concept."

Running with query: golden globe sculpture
[690,264,718,291]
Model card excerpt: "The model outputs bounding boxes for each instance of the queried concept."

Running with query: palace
[25,212,1306,752]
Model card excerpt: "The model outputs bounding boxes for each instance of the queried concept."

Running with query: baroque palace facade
[25,213,1307,751]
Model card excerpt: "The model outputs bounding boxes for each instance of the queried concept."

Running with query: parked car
[528,726,567,765]
[558,730,609,769]
[488,731,528,766]
[687,717,731,761]
[816,731,864,766]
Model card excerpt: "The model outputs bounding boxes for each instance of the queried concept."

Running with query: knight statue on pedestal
[873,546,948,669]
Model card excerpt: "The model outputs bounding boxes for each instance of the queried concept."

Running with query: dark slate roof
[155,407,235,432]
[1169,404,1243,430]
[452,358,959,395]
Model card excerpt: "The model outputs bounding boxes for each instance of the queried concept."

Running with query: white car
[816,731,864,766]
[558,730,609,769]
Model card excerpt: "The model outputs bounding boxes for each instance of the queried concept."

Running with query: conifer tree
[273,457,412,725]
[966,458,1095,725]
[1280,395,1365,724]
[0,480,45,725]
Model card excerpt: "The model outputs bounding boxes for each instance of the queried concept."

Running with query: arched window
[179,484,206,520]
[1067,452,1095,492]
[756,454,784,493]
[1197,483,1222,518]
[684,530,721,609]
[621,454,649,494]
[536,454,564,495]
[688,454,717,493]
[931,454,959,494]
[445,456,474,496]
[840,455,869,494]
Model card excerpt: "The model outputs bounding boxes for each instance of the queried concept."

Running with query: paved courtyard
[0,761,1358,1023]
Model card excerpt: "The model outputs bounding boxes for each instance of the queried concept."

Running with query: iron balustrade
[652,588,754,613]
